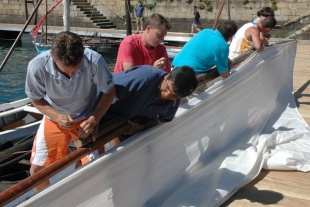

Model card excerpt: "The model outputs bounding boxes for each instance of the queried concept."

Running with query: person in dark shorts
[134,1,145,33]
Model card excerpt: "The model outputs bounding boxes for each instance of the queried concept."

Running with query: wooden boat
[0,99,42,189]
[0,40,305,207]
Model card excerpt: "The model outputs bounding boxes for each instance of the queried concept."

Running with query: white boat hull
[0,98,41,143]
[13,41,309,207]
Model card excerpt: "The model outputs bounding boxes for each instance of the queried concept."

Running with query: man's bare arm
[122,62,134,70]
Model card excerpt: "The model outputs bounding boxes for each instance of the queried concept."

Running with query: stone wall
[0,0,309,36]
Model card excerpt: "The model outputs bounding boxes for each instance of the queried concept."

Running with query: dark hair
[51,31,84,66]
[257,7,274,18]
[217,20,238,41]
[145,13,171,30]
[261,16,277,29]
[168,66,198,97]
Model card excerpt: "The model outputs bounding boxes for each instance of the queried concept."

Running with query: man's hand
[153,57,166,70]
[79,116,97,139]
[57,114,74,129]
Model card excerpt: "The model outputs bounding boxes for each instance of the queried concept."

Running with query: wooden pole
[125,0,132,36]
[212,0,226,30]
[0,120,131,206]
[45,0,48,45]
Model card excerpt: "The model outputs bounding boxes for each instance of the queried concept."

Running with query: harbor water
[0,34,117,105]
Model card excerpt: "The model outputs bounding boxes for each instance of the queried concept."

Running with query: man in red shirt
[114,13,172,74]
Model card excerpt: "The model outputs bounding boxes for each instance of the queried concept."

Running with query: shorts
[192,22,202,29]
[30,116,85,166]
[136,16,144,26]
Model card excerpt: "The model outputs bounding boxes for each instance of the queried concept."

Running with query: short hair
[51,31,84,66]
[257,7,274,18]
[261,16,277,29]
[193,6,198,9]
[217,20,238,41]
[144,13,171,30]
[168,66,198,98]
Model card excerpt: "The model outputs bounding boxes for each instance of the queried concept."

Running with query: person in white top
[229,16,277,60]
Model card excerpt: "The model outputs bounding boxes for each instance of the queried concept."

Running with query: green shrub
[186,0,193,4]
[242,0,249,5]
[144,3,155,10]
[198,3,205,10]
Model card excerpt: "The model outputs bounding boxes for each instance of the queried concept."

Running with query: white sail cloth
[15,40,310,207]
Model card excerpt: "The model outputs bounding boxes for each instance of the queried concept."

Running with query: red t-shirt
[114,34,171,74]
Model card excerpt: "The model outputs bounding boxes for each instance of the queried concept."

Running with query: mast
[45,0,47,45]
[125,0,132,36]
[63,0,70,31]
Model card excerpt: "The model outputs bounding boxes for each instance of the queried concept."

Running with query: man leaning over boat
[79,65,198,165]
[25,31,116,191]
[172,20,238,78]
[229,16,277,60]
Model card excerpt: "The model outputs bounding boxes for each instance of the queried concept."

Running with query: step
[97,25,116,29]
[92,19,111,23]
[76,5,93,9]
[84,11,101,15]
[71,0,88,2]
[73,2,90,6]
[80,8,98,12]
[96,22,114,26]
[89,15,107,19]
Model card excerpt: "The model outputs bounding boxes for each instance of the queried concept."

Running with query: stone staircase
[71,0,116,29]
[292,24,310,40]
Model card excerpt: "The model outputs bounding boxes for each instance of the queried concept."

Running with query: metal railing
[283,10,310,27]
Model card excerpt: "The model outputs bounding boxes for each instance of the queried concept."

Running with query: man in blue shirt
[173,20,238,78]
[134,1,145,34]
[78,65,197,165]
[107,65,197,134]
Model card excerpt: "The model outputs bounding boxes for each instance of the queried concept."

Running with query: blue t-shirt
[172,29,229,74]
[193,10,200,24]
[106,65,180,123]
[135,6,144,17]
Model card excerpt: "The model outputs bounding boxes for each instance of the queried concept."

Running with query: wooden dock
[222,40,310,207]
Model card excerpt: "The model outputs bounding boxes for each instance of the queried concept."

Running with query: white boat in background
[0,98,41,144]
[3,40,309,207]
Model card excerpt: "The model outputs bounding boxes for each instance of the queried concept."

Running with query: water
[0,34,117,105]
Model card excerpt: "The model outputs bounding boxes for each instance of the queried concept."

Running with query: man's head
[217,20,238,42]
[161,66,198,100]
[138,1,142,6]
[257,7,274,18]
[193,6,198,11]
[259,16,277,33]
[51,31,84,67]
[143,13,171,48]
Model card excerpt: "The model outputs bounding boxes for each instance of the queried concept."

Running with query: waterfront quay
[0,22,309,206]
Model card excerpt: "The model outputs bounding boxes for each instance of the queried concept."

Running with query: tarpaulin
[14,40,310,207]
